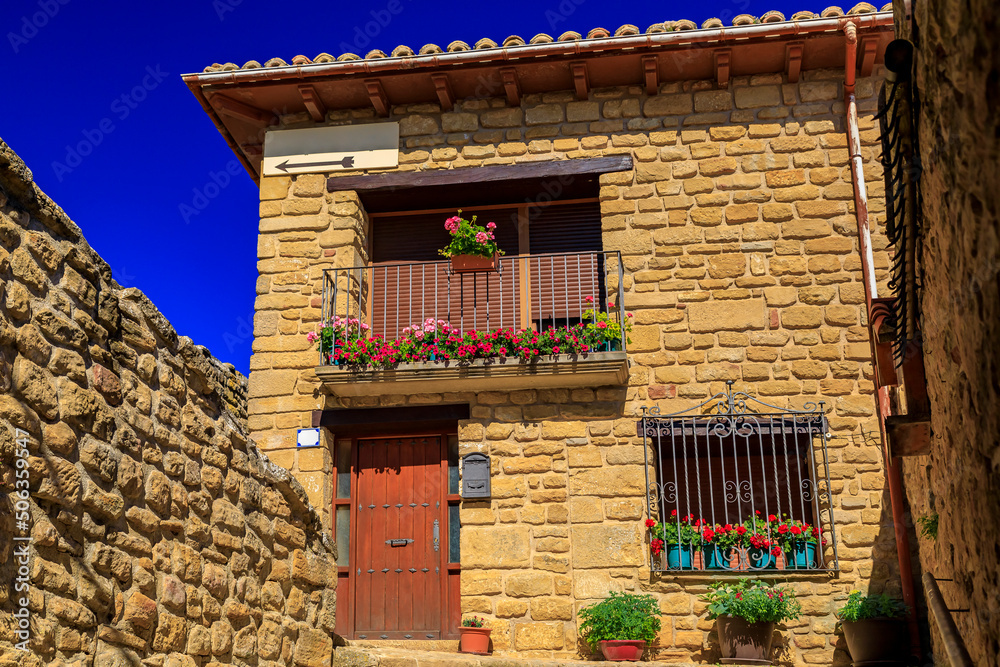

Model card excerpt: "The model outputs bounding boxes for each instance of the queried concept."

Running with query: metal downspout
[842,21,921,660]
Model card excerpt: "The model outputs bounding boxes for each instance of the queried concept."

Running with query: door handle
[433,519,439,552]
[385,539,413,547]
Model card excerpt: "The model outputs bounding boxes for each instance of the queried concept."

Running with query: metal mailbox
[461,453,491,498]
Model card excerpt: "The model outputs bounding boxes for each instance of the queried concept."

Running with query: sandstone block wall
[896,0,1000,663]
[0,140,337,667]
[251,70,899,664]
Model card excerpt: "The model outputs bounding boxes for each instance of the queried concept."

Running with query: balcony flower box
[450,253,498,274]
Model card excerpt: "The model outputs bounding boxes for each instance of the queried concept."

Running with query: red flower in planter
[650,538,664,556]
[768,514,777,522]
[736,526,746,536]
[645,519,656,529]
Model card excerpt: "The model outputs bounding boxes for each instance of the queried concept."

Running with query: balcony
[314,251,630,396]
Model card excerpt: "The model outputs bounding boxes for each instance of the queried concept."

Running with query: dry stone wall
[0,140,337,667]
[896,0,1000,663]
[252,70,899,664]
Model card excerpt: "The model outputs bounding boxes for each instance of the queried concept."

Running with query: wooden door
[353,436,446,639]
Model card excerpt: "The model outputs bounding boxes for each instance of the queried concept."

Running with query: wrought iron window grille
[874,39,923,362]
[639,381,840,575]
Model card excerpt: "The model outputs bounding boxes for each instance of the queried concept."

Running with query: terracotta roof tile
[200,8,892,73]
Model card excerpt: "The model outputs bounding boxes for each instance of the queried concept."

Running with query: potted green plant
[439,211,504,273]
[646,511,701,569]
[744,511,780,569]
[700,522,746,570]
[702,578,801,664]
[578,591,661,661]
[458,616,491,655]
[837,591,908,666]
[772,515,820,569]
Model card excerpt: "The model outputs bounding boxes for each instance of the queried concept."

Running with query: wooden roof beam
[500,68,521,106]
[431,74,455,111]
[785,42,804,83]
[642,56,659,95]
[571,61,590,100]
[714,49,732,89]
[859,36,879,77]
[213,95,275,125]
[297,85,327,122]
[365,79,390,117]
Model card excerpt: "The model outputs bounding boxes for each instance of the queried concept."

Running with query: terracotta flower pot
[599,639,647,661]
[458,626,491,655]
[716,615,775,665]
[450,254,497,273]
[842,618,908,666]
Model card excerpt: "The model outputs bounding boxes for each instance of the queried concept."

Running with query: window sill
[314,350,629,397]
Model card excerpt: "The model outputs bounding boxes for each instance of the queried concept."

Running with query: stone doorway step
[333,645,698,667]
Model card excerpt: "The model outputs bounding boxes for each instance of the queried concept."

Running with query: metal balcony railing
[639,381,840,574]
[319,250,625,366]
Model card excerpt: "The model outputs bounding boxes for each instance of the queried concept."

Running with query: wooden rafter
[213,95,275,125]
[785,42,804,83]
[859,36,879,77]
[641,56,659,95]
[500,68,521,106]
[714,49,732,89]
[365,79,390,117]
[571,61,590,100]
[431,74,455,111]
[297,84,327,122]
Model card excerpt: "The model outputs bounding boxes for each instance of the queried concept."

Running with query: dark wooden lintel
[317,404,469,437]
[365,79,390,117]
[714,49,732,89]
[641,56,659,95]
[327,155,633,193]
[298,84,327,122]
[785,42,804,83]
[431,74,455,111]
[571,61,590,100]
[213,95,275,125]
[500,67,521,106]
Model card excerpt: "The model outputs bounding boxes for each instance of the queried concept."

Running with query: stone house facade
[186,5,906,664]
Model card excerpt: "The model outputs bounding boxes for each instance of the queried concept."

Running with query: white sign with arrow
[261,122,399,176]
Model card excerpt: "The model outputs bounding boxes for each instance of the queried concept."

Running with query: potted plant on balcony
[702,578,801,664]
[744,511,781,569]
[578,591,661,661]
[837,591,909,666]
[458,616,491,655]
[582,297,632,351]
[439,211,504,273]
[701,522,746,570]
[772,515,820,569]
[647,511,701,569]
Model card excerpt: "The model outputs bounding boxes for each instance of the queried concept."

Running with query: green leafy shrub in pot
[837,591,909,665]
[702,578,801,623]
[837,591,907,621]
[577,591,662,652]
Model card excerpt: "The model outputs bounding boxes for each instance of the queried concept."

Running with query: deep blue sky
[0,0,819,375]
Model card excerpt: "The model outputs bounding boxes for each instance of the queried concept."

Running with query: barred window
[639,382,839,573]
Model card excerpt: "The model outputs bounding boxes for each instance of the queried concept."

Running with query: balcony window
[314,200,629,395]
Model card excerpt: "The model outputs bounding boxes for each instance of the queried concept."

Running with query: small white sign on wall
[296,428,321,448]
[262,123,399,176]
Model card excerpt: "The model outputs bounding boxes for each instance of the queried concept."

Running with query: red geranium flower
[736,525,746,535]
[645,519,656,529]
[768,514,777,522]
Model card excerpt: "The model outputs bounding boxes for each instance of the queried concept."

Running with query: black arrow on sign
[276,156,355,172]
